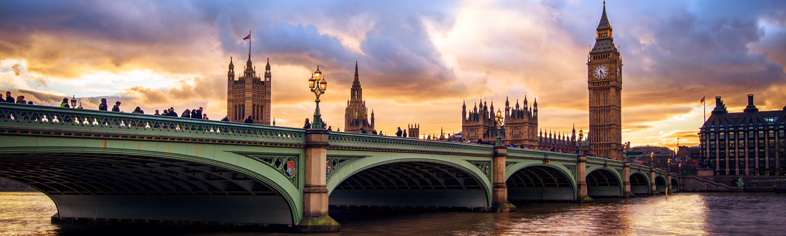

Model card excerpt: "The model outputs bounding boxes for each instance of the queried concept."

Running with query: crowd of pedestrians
[2,91,212,121]
[1,91,33,105]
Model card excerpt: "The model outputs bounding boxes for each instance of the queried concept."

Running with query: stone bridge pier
[623,162,633,197]
[650,169,659,195]
[490,146,516,212]
[576,155,592,202]
[297,129,340,232]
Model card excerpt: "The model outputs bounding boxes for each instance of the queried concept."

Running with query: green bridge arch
[325,150,493,208]
[0,135,305,225]
[504,162,578,201]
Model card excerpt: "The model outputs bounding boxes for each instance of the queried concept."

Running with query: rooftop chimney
[744,94,758,112]
[712,96,727,114]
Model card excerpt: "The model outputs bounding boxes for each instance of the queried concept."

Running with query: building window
[749,131,754,138]
[720,133,726,139]
[764,116,777,124]
[759,131,765,138]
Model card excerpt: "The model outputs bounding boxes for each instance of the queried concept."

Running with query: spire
[265,57,270,70]
[354,60,359,82]
[229,56,234,69]
[597,1,610,30]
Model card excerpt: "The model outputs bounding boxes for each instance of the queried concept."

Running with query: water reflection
[2,192,786,235]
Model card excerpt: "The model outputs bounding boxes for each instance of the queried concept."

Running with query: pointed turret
[264,57,271,82]
[597,1,610,30]
[227,57,235,81]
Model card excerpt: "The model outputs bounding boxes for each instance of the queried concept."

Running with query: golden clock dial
[593,65,608,79]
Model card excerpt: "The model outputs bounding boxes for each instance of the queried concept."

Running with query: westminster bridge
[0,103,678,232]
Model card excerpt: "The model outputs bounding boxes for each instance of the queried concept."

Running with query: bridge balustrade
[0,103,304,144]
[328,131,490,156]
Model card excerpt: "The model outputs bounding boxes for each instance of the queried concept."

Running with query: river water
[1,191,785,235]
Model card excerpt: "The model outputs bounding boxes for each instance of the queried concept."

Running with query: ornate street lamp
[70,95,77,109]
[308,66,327,129]
[495,109,503,146]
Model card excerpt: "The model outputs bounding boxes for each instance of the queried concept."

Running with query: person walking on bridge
[6,91,15,103]
[60,98,70,108]
[244,116,254,123]
[98,98,108,111]
[111,101,121,112]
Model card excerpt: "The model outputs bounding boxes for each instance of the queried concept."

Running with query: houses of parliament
[460,2,624,160]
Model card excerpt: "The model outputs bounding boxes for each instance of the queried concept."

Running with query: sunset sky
[1,0,785,149]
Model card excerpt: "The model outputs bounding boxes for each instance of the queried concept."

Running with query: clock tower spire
[587,1,623,160]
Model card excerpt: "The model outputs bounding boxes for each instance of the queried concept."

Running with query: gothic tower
[344,61,375,133]
[587,2,623,160]
[226,51,272,124]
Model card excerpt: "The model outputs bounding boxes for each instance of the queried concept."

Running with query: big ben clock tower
[587,2,623,160]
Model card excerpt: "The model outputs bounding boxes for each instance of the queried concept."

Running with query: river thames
[1,191,785,235]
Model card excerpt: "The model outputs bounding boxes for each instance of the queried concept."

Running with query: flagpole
[703,98,706,122]
[248,30,251,58]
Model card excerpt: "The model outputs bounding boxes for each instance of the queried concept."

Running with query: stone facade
[587,3,623,160]
[226,55,272,125]
[462,98,506,144]
[344,62,375,134]
[461,97,587,154]
[408,124,420,138]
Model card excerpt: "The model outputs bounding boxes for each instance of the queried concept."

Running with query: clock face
[593,65,608,79]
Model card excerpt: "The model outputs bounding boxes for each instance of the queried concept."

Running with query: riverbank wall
[681,175,786,192]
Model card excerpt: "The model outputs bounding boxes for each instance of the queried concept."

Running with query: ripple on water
[3,192,786,235]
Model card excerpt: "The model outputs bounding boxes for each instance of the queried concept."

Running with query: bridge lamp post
[668,158,671,173]
[70,96,77,109]
[495,109,503,146]
[308,66,327,129]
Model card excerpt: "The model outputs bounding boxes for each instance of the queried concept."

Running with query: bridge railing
[0,103,305,144]
[328,131,492,156]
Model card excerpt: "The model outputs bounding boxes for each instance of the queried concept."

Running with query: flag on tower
[243,33,250,40]
[700,96,705,103]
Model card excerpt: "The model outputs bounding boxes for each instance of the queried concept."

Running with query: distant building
[461,97,587,154]
[700,94,786,175]
[627,146,675,169]
[344,62,375,134]
[408,124,419,138]
[676,146,701,174]
[226,53,272,125]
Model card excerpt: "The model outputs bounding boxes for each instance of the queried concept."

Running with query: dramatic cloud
[1,0,785,149]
